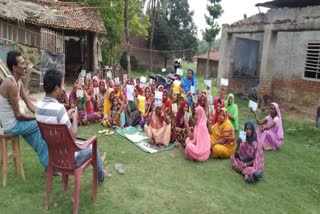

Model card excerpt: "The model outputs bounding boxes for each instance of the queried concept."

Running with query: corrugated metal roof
[195,51,219,61]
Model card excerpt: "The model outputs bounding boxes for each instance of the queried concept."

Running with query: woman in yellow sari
[103,88,115,118]
[209,108,235,158]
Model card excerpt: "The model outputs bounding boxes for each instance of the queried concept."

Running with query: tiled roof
[195,51,219,61]
[0,0,106,33]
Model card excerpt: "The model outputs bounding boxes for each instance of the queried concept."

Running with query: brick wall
[196,58,218,77]
[272,78,320,116]
[227,77,259,95]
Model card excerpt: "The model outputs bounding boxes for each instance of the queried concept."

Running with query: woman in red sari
[162,89,172,115]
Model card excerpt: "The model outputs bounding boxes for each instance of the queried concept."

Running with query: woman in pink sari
[230,121,264,183]
[251,102,284,150]
[144,106,171,146]
[184,106,211,162]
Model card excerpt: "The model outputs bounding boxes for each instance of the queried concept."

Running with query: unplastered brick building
[218,0,320,117]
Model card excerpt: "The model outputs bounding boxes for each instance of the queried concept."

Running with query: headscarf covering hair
[181,68,197,105]
[225,93,239,130]
[270,102,283,139]
[157,85,164,91]
[244,120,257,143]
[176,100,189,128]
[212,98,224,124]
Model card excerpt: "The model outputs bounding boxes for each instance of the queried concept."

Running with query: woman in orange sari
[144,106,171,146]
[162,89,172,115]
[209,108,235,158]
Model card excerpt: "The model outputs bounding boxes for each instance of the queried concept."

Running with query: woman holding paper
[250,102,283,150]
[225,93,239,131]
[209,108,235,159]
[230,121,264,183]
[144,106,171,146]
[175,101,192,147]
[184,105,211,161]
[96,80,107,114]
[181,68,197,106]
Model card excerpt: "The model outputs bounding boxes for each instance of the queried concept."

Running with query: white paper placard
[155,91,163,107]
[79,77,84,85]
[149,78,153,85]
[123,74,127,82]
[94,87,99,96]
[86,73,91,80]
[184,112,190,121]
[209,104,215,113]
[81,70,86,77]
[190,86,195,94]
[107,71,112,78]
[221,78,229,86]
[172,103,178,113]
[115,77,120,85]
[239,131,247,142]
[204,80,212,88]
[208,95,213,104]
[140,76,147,83]
[249,100,258,112]
[126,85,135,101]
[176,68,183,76]
[76,89,84,98]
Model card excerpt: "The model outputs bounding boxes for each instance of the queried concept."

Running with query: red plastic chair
[37,122,98,214]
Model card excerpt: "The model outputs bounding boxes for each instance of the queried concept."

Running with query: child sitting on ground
[103,96,123,127]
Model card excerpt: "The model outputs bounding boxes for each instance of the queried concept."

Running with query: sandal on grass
[115,163,125,174]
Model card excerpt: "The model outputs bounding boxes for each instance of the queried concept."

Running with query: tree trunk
[124,0,131,77]
[205,41,212,79]
[149,0,156,72]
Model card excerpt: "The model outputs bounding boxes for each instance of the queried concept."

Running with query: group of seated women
[59,68,284,183]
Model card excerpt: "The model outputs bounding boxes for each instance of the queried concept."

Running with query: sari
[163,90,172,115]
[96,80,107,113]
[210,108,235,159]
[103,88,114,117]
[257,102,284,150]
[144,111,171,146]
[225,93,239,131]
[185,106,211,161]
[181,68,197,105]
[231,121,264,183]
[135,78,144,95]
[211,98,224,125]
[175,101,190,146]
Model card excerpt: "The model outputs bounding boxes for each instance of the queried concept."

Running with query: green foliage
[120,51,138,70]
[71,0,149,65]
[203,0,223,44]
[152,0,198,61]
[196,38,220,55]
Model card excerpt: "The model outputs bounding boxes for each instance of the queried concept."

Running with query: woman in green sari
[225,93,239,131]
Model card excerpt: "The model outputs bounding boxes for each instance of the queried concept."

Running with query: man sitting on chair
[35,68,108,182]
[0,51,48,169]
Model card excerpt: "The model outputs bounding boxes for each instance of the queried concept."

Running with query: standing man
[0,51,48,169]
[36,69,108,182]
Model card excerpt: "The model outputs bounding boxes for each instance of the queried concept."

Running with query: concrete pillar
[217,30,233,87]
[258,27,277,106]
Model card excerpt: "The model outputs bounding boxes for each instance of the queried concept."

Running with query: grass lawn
[1,100,319,214]
[1,71,319,213]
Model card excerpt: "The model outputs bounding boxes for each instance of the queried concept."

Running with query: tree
[203,0,223,78]
[72,0,149,68]
[152,0,197,68]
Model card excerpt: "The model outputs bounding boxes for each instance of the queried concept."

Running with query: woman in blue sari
[181,68,197,106]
